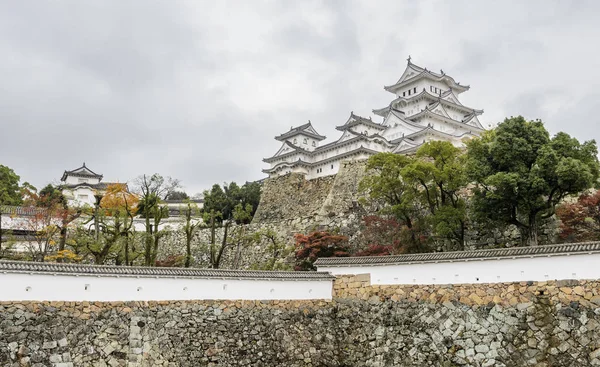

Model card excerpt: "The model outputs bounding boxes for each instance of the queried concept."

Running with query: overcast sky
[1,0,599,195]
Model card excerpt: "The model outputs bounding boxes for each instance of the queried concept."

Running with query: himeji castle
[263,57,485,180]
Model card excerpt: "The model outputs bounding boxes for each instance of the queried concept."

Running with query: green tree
[403,141,469,249]
[204,203,253,269]
[202,181,261,224]
[0,165,28,251]
[166,190,189,200]
[0,165,24,206]
[359,153,431,252]
[466,116,599,246]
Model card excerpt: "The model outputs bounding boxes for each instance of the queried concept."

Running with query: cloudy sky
[1,0,599,195]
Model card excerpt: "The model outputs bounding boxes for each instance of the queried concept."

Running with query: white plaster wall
[64,176,101,185]
[63,187,97,207]
[0,273,333,302]
[317,252,600,285]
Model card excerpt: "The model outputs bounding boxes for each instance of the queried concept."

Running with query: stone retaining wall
[3,276,600,366]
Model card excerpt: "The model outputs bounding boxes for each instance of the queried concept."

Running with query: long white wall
[0,273,333,302]
[318,252,600,285]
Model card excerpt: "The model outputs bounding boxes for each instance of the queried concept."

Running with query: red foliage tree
[354,215,429,256]
[155,255,185,267]
[556,189,600,242]
[294,231,349,271]
[353,244,394,257]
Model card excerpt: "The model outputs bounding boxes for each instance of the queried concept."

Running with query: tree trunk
[144,216,152,266]
[125,237,130,266]
[524,215,540,246]
[151,234,160,266]
[209,211,216,268]
[185,232,192,268]
[214,222,230,269]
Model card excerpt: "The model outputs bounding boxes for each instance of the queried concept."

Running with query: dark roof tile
[314,242,600,267]
[0,260,335,280]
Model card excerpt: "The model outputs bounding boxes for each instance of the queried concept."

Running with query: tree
[204,203,253,269]
[35,184,81,259]
[95,183,140,265]
[180,200,201,267]
[556,189,600,242]
[17,184,76,262]
[0,165,26,252]
[404,141,469,249]
[354,215,402,255]
[134,174,180,266]
[202,181,261,224]
[466,116,599,246]
[166,191,189,200]
[294,231,350,271]
[359,153,431,252]
[20,205,61,262]
[0,165,24,206]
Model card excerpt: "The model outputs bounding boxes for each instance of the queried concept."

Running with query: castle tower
[263,58,485,179]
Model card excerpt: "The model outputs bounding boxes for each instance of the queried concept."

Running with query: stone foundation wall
[158,160,374,268]
[3,276,600,366]
[0,300,336,367]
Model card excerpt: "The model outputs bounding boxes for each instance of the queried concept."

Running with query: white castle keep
[263,58,485,179]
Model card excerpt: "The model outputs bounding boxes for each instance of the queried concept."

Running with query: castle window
[414,87,416,93]
[312,141,316,147]
[403,91,406,97]
[293,138,297,144]
[408,90,411,96]
[331,164,334,169]
[303,138,308,144]
[78,178,88,183]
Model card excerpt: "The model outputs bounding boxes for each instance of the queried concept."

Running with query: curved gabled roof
[61,163,103,181]
[263,141,312,163]
[384,60,470,95]
[385,109,428,131]
[401,125,477,143]
[410,105,484,132]
[275,121,326,141]
[373,89,483,118]
[336,112,387,131]
[262,159,313,173]
[461,112,485,129]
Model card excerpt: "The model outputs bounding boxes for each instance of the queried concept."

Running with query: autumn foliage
[556,189,600,242]
[294,231,349,271]
[354,216,401,256]
[100,183,139,216]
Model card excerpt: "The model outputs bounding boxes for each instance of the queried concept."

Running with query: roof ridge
[315,242,600,267]
[0,260,335,280]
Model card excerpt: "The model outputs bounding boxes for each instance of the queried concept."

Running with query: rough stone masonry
[2,275,600,366]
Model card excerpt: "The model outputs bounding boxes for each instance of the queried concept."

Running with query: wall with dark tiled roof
[316,242,600,286]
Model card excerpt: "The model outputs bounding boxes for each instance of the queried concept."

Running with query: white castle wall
[0,273,333,302]
[317,252,600,286]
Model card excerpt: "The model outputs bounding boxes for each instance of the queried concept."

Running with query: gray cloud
[1,0,599,195]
